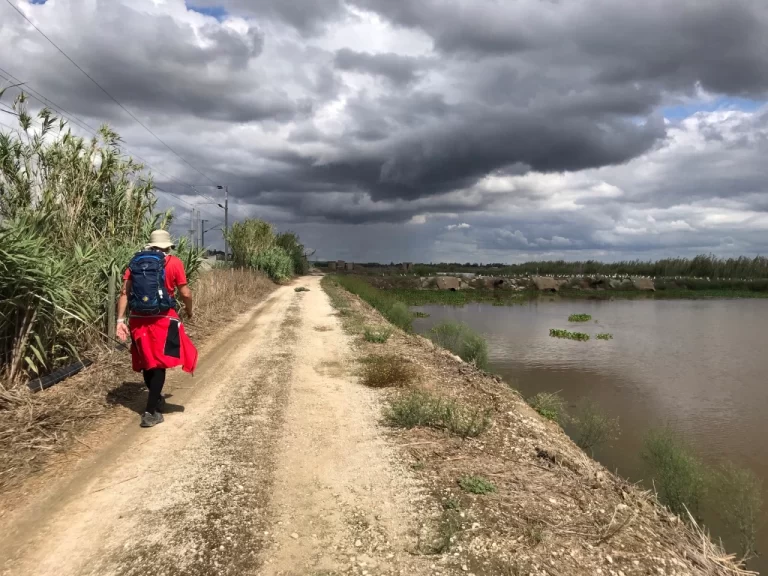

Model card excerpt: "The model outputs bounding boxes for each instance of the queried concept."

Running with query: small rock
[606,555,613,564]
[355,539,363,547]
[291,533,299,539]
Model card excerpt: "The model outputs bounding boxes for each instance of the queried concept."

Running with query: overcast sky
[2,0,768,262]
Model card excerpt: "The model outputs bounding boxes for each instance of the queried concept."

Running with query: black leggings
[142,368,166,414]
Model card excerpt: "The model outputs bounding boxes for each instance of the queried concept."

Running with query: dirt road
[0,276,435,576]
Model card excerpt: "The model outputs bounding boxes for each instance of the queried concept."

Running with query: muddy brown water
[414,299,768,571]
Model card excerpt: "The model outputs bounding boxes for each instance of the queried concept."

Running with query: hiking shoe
[140,412,164,428]
[156,396,167,413]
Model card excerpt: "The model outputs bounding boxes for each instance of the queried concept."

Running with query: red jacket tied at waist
[129,309,198,373]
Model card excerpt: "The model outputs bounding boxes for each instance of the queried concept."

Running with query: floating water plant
[568,314,592,322]
[596,333,613,340]
[549,328,590,341]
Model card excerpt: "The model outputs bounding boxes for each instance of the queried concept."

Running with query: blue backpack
[127,250,176,314]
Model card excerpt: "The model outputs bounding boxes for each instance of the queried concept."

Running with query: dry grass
[360,354,416,388]
[325,281,755,576]
[191,268,275,338]
[0,268,276,491]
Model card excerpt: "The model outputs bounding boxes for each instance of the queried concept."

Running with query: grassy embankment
[321,276,753,574]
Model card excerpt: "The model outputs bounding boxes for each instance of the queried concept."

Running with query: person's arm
[178,284,193,319]
[170,256,193,319]
[116,277,131,341]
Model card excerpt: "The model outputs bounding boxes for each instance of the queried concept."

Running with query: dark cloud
[352,0,768,96]
[334,48,421,85]
[2,0,768,261]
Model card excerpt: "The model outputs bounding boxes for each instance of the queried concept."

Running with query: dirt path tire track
[260,279,434,576]
[1,277,437,576]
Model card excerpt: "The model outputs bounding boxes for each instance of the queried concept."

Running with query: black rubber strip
[27,359,93,393]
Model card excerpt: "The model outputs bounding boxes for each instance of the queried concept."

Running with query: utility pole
[189,208,196,245]
[217,185,229,261]
[194,209,200,250]
[200,219,209,254]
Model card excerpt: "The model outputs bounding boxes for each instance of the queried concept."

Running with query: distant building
[336,260,346,270]
[328,261,337,270]
[401,262,413,272]
[345,262,354,271]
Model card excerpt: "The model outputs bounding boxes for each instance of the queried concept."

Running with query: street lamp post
[217,185,229,261]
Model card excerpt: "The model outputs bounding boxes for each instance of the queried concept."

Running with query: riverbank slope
[323,276,753,575]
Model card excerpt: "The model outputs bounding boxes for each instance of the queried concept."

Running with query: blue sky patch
[662,97,763,120]
[186,3,228,21]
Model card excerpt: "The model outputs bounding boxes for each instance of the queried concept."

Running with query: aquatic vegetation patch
[568,313,592,322]
[549,329,590,341]
[596,333,614,340]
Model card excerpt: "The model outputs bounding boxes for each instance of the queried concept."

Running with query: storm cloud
[2,0,768,261]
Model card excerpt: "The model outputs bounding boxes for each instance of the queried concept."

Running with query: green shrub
[225,220,307,282]
[385,391,491,438]
[527,391,567,424]
[428,321,489,369]
[458,475,496,495]
[568,314,592,322]
[276,231,309,275]
[572,401,620,456]
[711,463,763,560]
[361,354,414,387]
[388,302,413,331]
[363,327,392,343]
[249,246,294,282]
[642,428,706,520]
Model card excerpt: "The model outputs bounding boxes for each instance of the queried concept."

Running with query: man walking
[116,230,198,427]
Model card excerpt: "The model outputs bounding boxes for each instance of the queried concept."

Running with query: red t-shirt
[123,254,188,299]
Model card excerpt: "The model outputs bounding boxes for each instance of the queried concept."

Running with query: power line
[4,0,218,187]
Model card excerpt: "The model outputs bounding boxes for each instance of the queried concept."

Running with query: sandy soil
[0,276,437,576]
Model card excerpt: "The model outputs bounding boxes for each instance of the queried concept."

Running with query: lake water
[413,299,768,570]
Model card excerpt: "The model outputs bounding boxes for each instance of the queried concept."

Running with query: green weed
[294,286,310,292]
[527,391,567,424]
[443,497,460,510]
[385,391,492,438]
[642,428,706,520]
[711,463,763,560]
[568,313,592,322]
[549,328,590,341]
[412,311,431,318]
[458,475,496,495]
[428,321,489,369]
[363,326,392,343]
[596,333,613,340]
[572,401,620,456]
